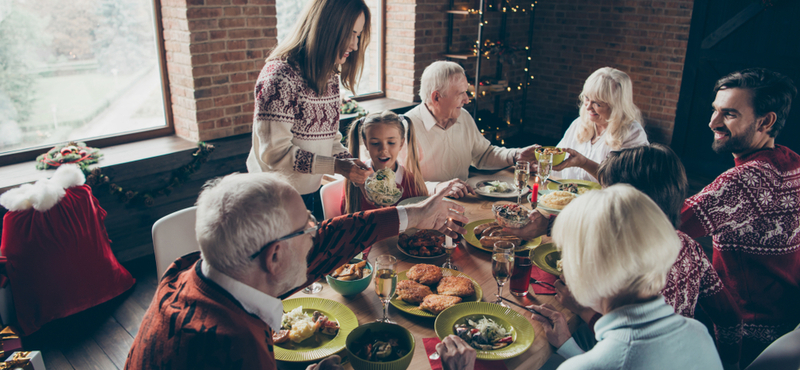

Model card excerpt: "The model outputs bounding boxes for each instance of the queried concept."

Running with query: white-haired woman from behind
[530,184,723,369]
[551,67,648,181]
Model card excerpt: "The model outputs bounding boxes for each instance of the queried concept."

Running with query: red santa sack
[0,164,134,335]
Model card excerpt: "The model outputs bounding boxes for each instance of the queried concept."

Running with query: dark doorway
[672,0,800,180]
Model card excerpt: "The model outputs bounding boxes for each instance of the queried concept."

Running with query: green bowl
[326,258,373,296]
[535,146,567,166]
[346,322,415,370]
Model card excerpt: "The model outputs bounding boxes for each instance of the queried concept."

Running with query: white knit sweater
[246,60,351,195]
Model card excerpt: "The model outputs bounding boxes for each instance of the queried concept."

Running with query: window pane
[0,0,166,153]
[275,0,383,98]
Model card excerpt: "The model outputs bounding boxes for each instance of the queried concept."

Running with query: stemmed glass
[492,241,515,307]
[514,161,530,205]
[537,153,553,189]
[302,281,323,294]
[374,255,398,323]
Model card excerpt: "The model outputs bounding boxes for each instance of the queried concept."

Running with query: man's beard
[711,121,757,155]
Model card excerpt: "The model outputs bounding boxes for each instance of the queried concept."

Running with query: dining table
[283,169,581,370]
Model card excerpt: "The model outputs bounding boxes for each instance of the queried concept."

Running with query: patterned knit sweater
[680,145,800,365]
[125,208,400,370]
[246,60,351,195]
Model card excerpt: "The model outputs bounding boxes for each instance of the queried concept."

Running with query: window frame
[0,0,174,167]
[348,0,385,102]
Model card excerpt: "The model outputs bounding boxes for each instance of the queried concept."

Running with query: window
[275,0,384,99]
[0,0,169,160]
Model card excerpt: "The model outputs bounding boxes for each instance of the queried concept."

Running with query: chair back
[152,206,200,278]
[745,325,800,370]
[320,178,345,219]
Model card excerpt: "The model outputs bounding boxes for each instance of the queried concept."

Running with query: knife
[546,178,563,186]
[495,295,551,322]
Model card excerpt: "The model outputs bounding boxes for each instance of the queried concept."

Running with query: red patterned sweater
[246,60,351,195]
[680,145,800,365]
[125,208,400,370]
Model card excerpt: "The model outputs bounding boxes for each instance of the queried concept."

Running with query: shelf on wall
[442,53,477,60]
[445,10,475,15]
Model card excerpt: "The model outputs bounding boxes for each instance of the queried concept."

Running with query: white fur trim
[0,164,86,212]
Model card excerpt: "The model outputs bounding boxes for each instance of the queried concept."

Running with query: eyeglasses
[249,212,318,260]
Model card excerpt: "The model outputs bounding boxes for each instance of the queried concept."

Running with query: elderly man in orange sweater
[124,172,471,370]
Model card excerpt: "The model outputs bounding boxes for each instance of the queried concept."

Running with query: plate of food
[390,264,483,318]
[274,298,358,362]
[463,219,541,253]
[364,168,403,206]
[434,302,535,360]
[468,175,529,199]
[397,228,446,259]
[534,190,579,214]
[397,195,428,206]
[532,243,561,276]
[546,179,601,194]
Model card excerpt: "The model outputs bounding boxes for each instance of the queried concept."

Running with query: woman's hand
[552,148,588,171]
[554,276,599,323]
[435,179,475,199]
[335,158,373,185]
[502,209,549,240]
[306,355,343,370]
[436,335,476,370]
[530,303,571,349]
[406,179,469,238]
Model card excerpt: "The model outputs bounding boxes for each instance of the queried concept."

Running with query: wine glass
[302,281,323,294]
[492,241,515,307]
[374,255,398,323]
[514,161,530,205]
[537,152,553,189]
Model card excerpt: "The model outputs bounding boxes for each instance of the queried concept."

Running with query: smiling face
[364,123,404,171]
[434,74,471,123]
[709,88,761,156]
[336,12,365,65]
[582,96,612,126]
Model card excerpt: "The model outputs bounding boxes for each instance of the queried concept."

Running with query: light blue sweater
[556,296,723,369]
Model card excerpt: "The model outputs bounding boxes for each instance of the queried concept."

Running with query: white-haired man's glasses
[249,212,318,260]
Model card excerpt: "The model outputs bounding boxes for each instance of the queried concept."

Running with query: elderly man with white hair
[531,184,724,369]
[125,172,468,370]
[401,61,539,197]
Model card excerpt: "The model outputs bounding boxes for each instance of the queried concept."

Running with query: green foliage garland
[84,142,215,207]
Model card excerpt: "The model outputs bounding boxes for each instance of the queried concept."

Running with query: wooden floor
[21,256,159,370]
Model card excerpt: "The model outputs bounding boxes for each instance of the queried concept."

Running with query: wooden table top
[286,172,579,370]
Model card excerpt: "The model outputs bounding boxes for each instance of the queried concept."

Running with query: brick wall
[526,0,693,144]
[161,0,276,142]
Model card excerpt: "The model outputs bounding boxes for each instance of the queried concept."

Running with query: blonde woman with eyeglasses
[550,67,649,182]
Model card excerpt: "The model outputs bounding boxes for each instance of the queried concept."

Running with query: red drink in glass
[510,253,533,297]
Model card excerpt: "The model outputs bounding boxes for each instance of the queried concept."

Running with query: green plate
[275,298,359,362]
[463,219,542,252]
[532,243,561,276]
[390,268,483,317]
[434,302,535,360]
[546,179,601,192]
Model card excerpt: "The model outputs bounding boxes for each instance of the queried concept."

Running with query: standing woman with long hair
[247,0,374,213]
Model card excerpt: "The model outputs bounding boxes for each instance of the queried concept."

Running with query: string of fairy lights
[452,1,537,143]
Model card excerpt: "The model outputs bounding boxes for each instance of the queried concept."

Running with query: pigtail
[401,116,429,197]
[343,117,364,213]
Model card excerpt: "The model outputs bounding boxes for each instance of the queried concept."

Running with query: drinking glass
[492,241,515,306]
[302,281,323,294]
[537,153,553,188]
[510,249,534,297]
[514,161,530,205]
[374,255,398,323]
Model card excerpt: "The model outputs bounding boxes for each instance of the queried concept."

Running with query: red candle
[532,176,539,204]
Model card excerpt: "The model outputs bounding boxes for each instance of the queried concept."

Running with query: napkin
[530,265,557,295]
[423,338,508,370]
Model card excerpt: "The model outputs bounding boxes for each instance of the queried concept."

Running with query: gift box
[1,351,44,370]
[0,327,22,358]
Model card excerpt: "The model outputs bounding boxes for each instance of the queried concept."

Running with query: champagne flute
[514,161,530,205]
[374,255,398,323]
[492,241,515,307]
[537,153,553,189]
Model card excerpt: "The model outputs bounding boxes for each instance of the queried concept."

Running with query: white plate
[468,175,530,199]
[396,228,446,259]
[532,189,577,214]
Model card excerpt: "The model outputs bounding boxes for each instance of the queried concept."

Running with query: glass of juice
[510,249,534,297]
